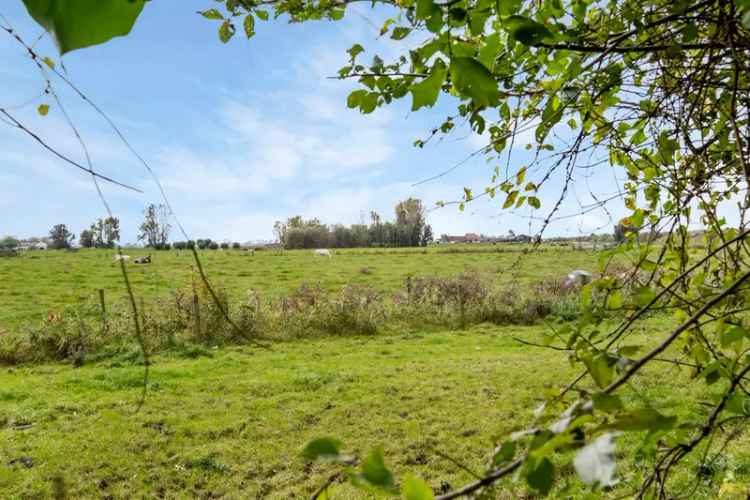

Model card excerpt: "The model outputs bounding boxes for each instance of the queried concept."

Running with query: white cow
[113,254,131,261]
[314,249,332,258]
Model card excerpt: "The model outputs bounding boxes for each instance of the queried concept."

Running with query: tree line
[273,198,433,249]
[27,204,173,250]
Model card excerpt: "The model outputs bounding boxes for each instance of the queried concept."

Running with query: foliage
[15,0,750,495]
[83,217,120,248]
[0,236,20,250]
[198,0,750,496]
[21,0,146,54]
[138,203,171,249]
[275,199,431,249]
[78,229,94,249]
[47,224,73,249]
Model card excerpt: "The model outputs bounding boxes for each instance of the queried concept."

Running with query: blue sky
[0,1,626,244]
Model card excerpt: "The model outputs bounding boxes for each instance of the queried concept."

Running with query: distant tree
[102,217,120,247]
[173,241,187,250]
[395,198,425,227]
[48,224,74,249]
[90,217,120,248]
[196,239,212,250]
[614,221,637,244]
[421,224,433,246]
[232,242,241,249]
[186,240,196,249]
[273,220,287,244]
[220,242,229,249]
[0,236,20,250]
[209,241,220,250]
[138,204,171,248]
[79,229,94,248]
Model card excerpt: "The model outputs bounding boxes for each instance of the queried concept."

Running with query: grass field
[1,245,748,498]
[2,324,748,499]
[0,245,595,328]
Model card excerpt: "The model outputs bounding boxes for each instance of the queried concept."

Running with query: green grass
[1,325,748,498]
[2,245,747,498]
[0,245,594,328]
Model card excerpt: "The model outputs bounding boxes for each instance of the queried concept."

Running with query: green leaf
[582,353,614,389]
[528,196,541,209]
[402,475,434,500]
[592,393,622,413]
[526,457,554,495]
[502,190,518,209]
[22,0,146,54]
[391,27,411,40]
[606,290,623,310]
[416,0,439,20]
[350,448,397,493]
[255,10,270,21]
[347,90,367,109]
[347,43,364,59]
[359,92,379,114]
[219,20,235,43]
[450,57,499,107]
[633,286,655,308]
[37,104,50,116]
[726,392,749,415]
[200,8,224,20]
[721,325,746,348]
[493,441,516,466]
[410,60,447,111]
[42,56,55,69]
[611,408,676,431]
[516,166,527,185]
[243,15,255,38]
[505,15,553,45]
[301,437,342,461]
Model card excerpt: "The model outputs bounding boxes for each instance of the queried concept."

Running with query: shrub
[278,283,384,337]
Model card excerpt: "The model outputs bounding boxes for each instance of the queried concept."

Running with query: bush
[278,283,384,337]
[0,271,590,365]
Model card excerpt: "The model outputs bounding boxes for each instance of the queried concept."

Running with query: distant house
[17,240,48,251]
[440,233,482,244]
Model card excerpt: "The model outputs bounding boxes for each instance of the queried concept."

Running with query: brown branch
[533,42,742,54]
[435,458,523,500]
[604,269,750,395]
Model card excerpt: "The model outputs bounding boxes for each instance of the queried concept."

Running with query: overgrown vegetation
[0,261,598,364]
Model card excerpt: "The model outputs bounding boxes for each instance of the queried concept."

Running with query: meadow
[1,245,748,498]
[0,245,595,328]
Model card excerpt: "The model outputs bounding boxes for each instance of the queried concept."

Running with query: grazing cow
[314,249,332,258]
[113,254,130,262]
[562,269,593,290]
[134,255,152,264]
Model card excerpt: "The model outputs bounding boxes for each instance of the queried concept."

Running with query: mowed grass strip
[0,245,596,328]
